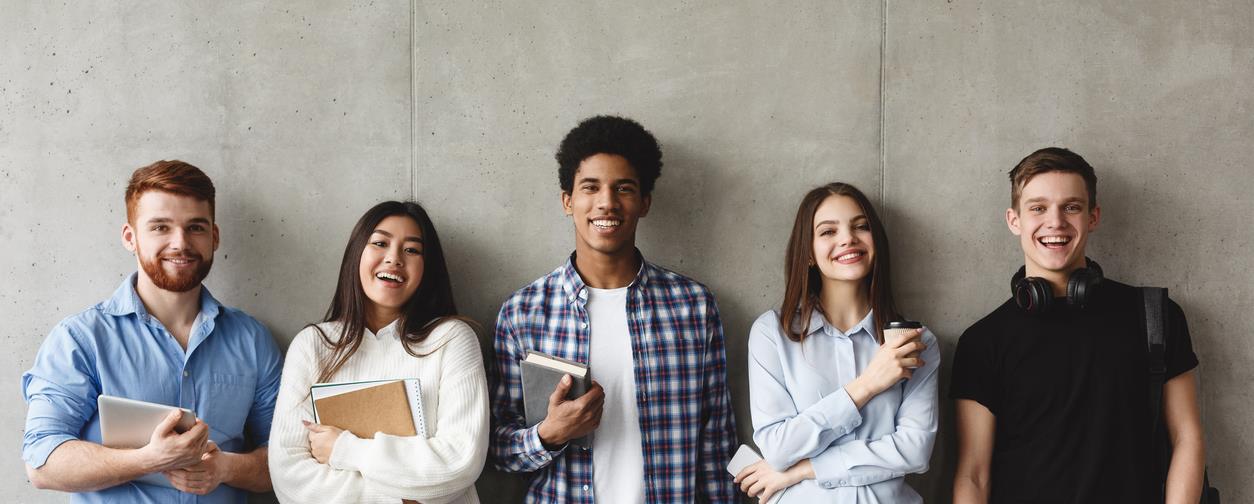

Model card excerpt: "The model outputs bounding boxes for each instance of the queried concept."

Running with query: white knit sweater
[268,319,488,504]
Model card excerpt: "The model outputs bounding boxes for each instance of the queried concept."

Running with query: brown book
[311,379,425,439]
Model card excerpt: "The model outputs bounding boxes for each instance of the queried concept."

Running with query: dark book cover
[521,350,591,446]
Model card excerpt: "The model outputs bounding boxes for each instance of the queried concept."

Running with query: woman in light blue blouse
[735,182,939,503]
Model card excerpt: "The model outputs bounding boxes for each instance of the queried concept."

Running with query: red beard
[139,252,213,292]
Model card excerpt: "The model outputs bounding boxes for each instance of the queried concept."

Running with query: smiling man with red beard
[22,161,281,503]
[950,148,1207,504]
[488,115,737,503]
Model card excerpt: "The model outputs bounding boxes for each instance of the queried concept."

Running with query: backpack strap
[1142,287,1221,503]
[1143,287,1168,434]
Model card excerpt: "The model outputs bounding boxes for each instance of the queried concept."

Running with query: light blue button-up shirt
[22,273,283,504]
[747,309,939,504]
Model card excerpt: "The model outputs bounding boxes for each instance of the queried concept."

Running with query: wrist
[845,378,872,407]
[783,458,811,484]
[536,421,566,450]
[215,451,236,485]
[127,444,162,474]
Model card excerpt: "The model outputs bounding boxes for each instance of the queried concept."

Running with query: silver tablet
[98,395,196,449]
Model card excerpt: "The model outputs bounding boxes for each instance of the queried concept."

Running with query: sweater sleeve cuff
[328,430,366,472]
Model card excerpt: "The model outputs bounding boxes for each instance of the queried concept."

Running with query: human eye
[1065,203,1083,213]
[1029,205,1045,213]
[150,224,167,232]
[581,183,598,193]
[817,227,835,237]
[188,224,206,232]
[405,247,423,255]
[370,240,387,248]
[616,185,637,194]
[855,222,871,231]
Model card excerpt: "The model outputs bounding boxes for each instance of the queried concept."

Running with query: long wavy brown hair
[779,183,900,343]
[312,201,472,383]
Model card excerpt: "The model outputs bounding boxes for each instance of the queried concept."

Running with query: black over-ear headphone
[1011,258,1104,313]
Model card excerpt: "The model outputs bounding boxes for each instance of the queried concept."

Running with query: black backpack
[1142,287,1219,504]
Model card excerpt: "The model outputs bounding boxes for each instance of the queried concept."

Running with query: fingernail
[563,375,571,384]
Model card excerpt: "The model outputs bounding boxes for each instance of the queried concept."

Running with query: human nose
[595,187,619,211]
[168,228,189,250]
[383,246,404,266]
[1045,207,1068,228]
[838,226,859,247]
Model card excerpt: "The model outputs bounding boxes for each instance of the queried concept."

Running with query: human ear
[561,191,573,216]
[639,194,652,218]
[1005,207,1022,236]
[1088,205,1101,231]
[121,223,137,253]
[212,223,221,252]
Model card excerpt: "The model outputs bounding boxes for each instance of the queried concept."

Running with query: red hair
[125,160,216,223]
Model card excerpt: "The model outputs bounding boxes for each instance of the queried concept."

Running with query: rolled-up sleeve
[246,322,283,447]
[22,322,99,468]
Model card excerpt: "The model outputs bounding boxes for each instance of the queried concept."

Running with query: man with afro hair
[489,115,738,503]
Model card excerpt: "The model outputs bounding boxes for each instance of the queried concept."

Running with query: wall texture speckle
[3,1,1251,502]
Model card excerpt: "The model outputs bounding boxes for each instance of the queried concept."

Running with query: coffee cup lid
[885,320,922,330]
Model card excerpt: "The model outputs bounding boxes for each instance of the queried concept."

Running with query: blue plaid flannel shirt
[489,253,738,503]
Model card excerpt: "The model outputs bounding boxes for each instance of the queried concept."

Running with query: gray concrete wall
[1,2,412,502]
[884,1,1254,500]
[3,1,1251,502]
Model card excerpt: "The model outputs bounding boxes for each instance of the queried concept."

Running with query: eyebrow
[576,176,640,186]
[145,217,212,225]
[814,215,867,227]
[1023,196,1085,204]
[371,229,423,243]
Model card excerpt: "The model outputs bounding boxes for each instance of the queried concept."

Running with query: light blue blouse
[747,309,939,504]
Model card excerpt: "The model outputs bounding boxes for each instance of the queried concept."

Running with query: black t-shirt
[950,279,1198,504]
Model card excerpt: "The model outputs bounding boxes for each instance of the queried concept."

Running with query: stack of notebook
[310,378,427,438]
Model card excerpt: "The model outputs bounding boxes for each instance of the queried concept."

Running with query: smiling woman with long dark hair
[268,201,487,503]
[734,183,939,503]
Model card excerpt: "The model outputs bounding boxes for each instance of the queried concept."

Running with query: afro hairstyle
[556,115,663,196]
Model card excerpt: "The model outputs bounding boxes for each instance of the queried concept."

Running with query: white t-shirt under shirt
[587,286,646,504]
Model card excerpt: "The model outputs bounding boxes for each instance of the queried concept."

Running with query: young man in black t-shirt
[950,148,1206,503]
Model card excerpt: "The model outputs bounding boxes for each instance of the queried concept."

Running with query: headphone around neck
[1011,258,1104,313]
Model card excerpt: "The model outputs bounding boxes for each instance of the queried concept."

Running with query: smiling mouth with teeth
[375,272,405,284]
[1038,236,1072,247]
[834,251,866,263]
[591,219,622,230]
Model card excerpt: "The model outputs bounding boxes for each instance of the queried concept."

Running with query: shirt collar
[807,308,876,339]
[100,272,222,322]
[366,318,402,340]
[559,249,651,305]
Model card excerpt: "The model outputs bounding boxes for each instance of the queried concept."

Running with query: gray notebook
[521,350,591,446]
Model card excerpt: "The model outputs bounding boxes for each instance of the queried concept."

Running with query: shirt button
[580,321,588,329]
[183,371,190,377]
[582,484,589,492]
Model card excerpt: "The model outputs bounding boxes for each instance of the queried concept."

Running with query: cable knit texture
[269,319,488,504]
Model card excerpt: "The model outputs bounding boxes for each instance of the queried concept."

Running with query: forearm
[219,446,271,493]
[1163,437,1204,504]
[28,440,153,492]
[952,474,989,504]
[810,428,935,487]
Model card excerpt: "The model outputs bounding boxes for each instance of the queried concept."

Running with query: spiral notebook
[311,379,427,438]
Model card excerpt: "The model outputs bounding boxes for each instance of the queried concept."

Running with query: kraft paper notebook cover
[311,379,426,439]
[521,350,591,445]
